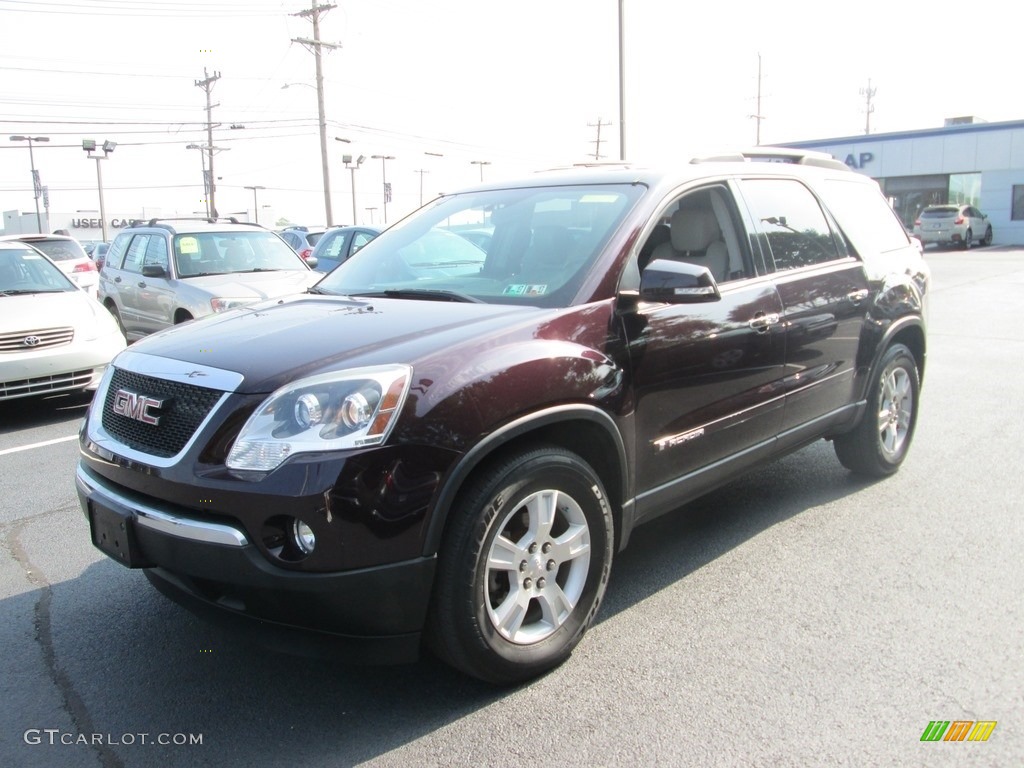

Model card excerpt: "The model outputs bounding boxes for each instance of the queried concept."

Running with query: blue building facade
[784,118,1024,245]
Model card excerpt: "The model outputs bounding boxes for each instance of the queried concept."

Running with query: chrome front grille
[0,326,74,352]
[101,367,224,458]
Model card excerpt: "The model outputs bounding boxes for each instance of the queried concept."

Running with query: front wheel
[426,446,613,684]
[834,344,920,477]
[982,226,993,246]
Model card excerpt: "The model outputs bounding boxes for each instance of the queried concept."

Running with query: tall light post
[470,159,491,182]
[10,135,49,233]
[338,140,366,226]
[244,185,266,224]
[82,140,116,242]
[371,155,395,224]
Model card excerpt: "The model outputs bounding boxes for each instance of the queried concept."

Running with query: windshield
[921,207,959,218]
[317,183,642,307]
[0,247,77,293]
[19,238,88,262]
[173,231,310,277]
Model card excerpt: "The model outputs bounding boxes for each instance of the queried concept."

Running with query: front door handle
[137,282,146,288]
[847,289,869,304]
[748,312,780,332]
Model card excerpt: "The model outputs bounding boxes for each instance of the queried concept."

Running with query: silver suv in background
[99,218,321,341]
[913,204,992,249]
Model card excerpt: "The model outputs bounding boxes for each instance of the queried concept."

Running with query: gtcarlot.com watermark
[24,729,203,747]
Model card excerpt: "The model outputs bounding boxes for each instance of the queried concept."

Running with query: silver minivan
[99,219,321,341]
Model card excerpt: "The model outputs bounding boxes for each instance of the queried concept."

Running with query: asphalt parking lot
[1,246,1021,767]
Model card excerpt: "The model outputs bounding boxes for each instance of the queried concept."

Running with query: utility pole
[194,69,221,218]
[292,2,341,226]
[749,53,765,145]
[860,78,876,135]
[617,0,626,161]
[588,118,611,160]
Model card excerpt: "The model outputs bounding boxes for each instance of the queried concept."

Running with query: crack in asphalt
[6,519,125,768]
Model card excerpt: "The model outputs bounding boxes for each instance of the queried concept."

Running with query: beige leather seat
[650,206,730,281]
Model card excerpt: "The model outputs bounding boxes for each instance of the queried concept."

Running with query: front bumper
[76,463,436,663]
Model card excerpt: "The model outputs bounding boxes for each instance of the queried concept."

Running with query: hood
[181,269,321,299]
[0,291,117,338]
[127,294,538,393]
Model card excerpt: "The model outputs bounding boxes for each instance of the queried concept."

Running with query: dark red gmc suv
[77,149,929,684]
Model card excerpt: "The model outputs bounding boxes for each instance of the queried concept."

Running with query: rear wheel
[961,228,972,249]
[426,446,613,684]
[834,344,920,477]
[982,226,993,246]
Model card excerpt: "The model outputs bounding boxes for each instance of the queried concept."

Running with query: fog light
[292,519,316,555]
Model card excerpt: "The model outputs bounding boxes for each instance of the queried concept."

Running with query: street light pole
[371,155,395,224]
[338,140,366,226]
[618,0,627,161]
[82,140,116,242]
[470,159,491,182]
[10,135,49,233]
[244,185,266,224]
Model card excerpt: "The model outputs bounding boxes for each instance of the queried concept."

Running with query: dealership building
[783,117,1024,245]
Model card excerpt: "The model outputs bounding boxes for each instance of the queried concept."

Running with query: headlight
[210,297,256,312]
[226,364,412,472]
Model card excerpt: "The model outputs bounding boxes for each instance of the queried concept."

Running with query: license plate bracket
[88,500,150,568]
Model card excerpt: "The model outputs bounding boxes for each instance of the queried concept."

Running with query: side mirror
[141,264,167,278]
[640,258,721,303]
[304,256,318,269]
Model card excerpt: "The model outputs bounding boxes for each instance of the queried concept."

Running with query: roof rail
[690,147,850,171]
[145,216,257,227]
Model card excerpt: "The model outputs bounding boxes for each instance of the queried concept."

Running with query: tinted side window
[740,179,839,272]
[106,233,132,269]
[351,231,374,254]
[121,235,151,274]
[820,178,911,255]
[144,235,169,269]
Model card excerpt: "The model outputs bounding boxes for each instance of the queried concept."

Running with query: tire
[426,445,614,685]
[834,343,920,478]
[106,302,127,338]
[174,311,194,325]
[982,226,993,246]
[961,229,972,250]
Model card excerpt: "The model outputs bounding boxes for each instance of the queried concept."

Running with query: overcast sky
[1,0,1020,229]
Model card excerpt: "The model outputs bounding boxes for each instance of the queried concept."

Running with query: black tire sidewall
[868,345,920,471]
[439,448,613,683]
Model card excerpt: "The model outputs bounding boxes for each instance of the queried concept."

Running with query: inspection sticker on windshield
[503,284,547,296]
[178,237,199,254]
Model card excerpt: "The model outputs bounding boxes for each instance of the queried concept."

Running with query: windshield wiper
[306,285,336,295]
[351,289,483,303]
[0,288,67,295]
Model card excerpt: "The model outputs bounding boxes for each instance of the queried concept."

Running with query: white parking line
[0,435,79,457]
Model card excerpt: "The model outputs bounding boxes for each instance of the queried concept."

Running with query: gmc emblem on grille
[112,389,166,426]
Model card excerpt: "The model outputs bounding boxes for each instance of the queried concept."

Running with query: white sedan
[0,233,100,297]
[0,241,125,402]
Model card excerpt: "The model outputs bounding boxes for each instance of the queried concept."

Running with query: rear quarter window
[820,178,911,255]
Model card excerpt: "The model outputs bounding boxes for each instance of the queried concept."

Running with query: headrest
[669,207,720,252]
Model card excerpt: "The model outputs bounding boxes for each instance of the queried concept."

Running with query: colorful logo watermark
[920,720,997,742]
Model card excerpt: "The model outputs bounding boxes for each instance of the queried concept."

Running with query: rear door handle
[748,312,780,331]
[847,289,869,304]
